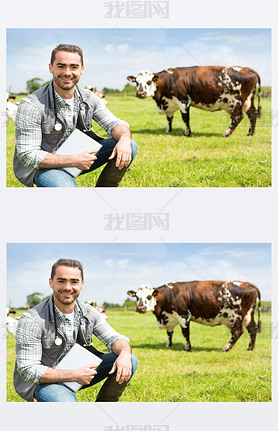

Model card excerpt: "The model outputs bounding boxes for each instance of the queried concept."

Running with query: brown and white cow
[127,280,261,351]
[127,66,262,137]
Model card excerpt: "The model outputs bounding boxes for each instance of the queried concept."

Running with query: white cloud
[118,44,128,53]
[104,259,114,267]
[104,44,128,54]
[104,44,114,53]
[118,259,129,268]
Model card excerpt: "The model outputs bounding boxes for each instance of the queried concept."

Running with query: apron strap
[76,111,103,143]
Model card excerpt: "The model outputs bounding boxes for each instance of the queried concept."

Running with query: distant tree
[26,78,50,94]
[102,87,121,94]
[26,292,45,308]
[124,297,135,302]
[103,301,121,308]
[123,83,136,95]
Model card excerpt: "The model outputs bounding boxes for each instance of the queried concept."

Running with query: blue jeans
[34,353,138,402]
[34,138,138,187]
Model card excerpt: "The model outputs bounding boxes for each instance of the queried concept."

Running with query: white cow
[6,307,18,335]
[86,300,108,319]
[6,92,18,120]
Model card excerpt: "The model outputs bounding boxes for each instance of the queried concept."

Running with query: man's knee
[34,168,77,188]
[34,383,78,402]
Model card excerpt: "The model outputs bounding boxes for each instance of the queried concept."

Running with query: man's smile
[59,76,74,83]
[59,290,74,297]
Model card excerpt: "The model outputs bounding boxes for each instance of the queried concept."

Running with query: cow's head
[127,285,158,313]
[127,71,159,98]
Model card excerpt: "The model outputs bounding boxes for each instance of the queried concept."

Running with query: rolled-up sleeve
[92,312,129,352]
[15,99,49,169]
[91,96,129,137]
[15,314,48,384]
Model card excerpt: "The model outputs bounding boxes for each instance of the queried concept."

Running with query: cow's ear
[127,290,136,297]
[152,75,159,82]
[127,76,136,82]
[152,289,159,297]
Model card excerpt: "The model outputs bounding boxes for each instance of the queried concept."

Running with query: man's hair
[50,44,84,66]
[51,258,84,280]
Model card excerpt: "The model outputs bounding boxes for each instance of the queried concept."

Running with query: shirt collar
[54,303,79,322]
[54,89,75,108]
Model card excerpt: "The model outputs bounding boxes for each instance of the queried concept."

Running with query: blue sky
[7,243,271,308]
[6,28,271,93]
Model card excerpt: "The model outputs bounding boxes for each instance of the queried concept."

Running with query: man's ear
[49,63,53,75]
[49,278,53,290]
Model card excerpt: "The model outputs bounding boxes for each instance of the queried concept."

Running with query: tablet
[54,129,102,177]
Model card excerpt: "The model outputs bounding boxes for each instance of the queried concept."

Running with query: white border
[1,0,277,429]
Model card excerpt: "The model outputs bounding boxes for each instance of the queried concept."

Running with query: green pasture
[6,93,271,187]
[7,307,271,402]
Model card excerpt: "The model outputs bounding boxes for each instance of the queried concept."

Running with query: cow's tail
[255,285,262,333]
[256,73,262,119]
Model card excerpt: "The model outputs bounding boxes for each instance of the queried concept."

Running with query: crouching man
[14,258,138,402]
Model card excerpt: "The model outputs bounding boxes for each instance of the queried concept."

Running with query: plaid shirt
[54,90,79,140]
[15,300,128,385]
[54,304,80,354]
[15,305,81,384]
[15,84,129,170]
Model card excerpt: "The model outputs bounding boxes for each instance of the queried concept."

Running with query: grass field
[7,307,271,402]
[6,93,271,187]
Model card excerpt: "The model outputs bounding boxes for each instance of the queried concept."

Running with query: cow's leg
[181,110,191,137]
[246,91,258,136]
[246,322,258,350]
[245,306,258,350]
[222,108,244,137]
[223,319,244,351]
[181,325,191,351]
[166,115,173,133]
[166,330,173,348]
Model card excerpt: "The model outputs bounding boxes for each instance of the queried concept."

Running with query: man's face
[49,50,84,93]
[49,265,84,309]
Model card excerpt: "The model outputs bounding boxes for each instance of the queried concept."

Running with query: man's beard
[53,74,79,91]
[54,289,80,305]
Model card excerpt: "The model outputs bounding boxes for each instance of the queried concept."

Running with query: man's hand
[39,150,97,170]
[110,339,133,384]
[109,138,132,169]
[72,364,99,385]
[39,363,98,385]
[109,352,132,384]
[110,124,132,169]
[73,150,98,170]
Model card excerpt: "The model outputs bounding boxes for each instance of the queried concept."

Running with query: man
[14,258,138,402]
[13,44,137,187]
